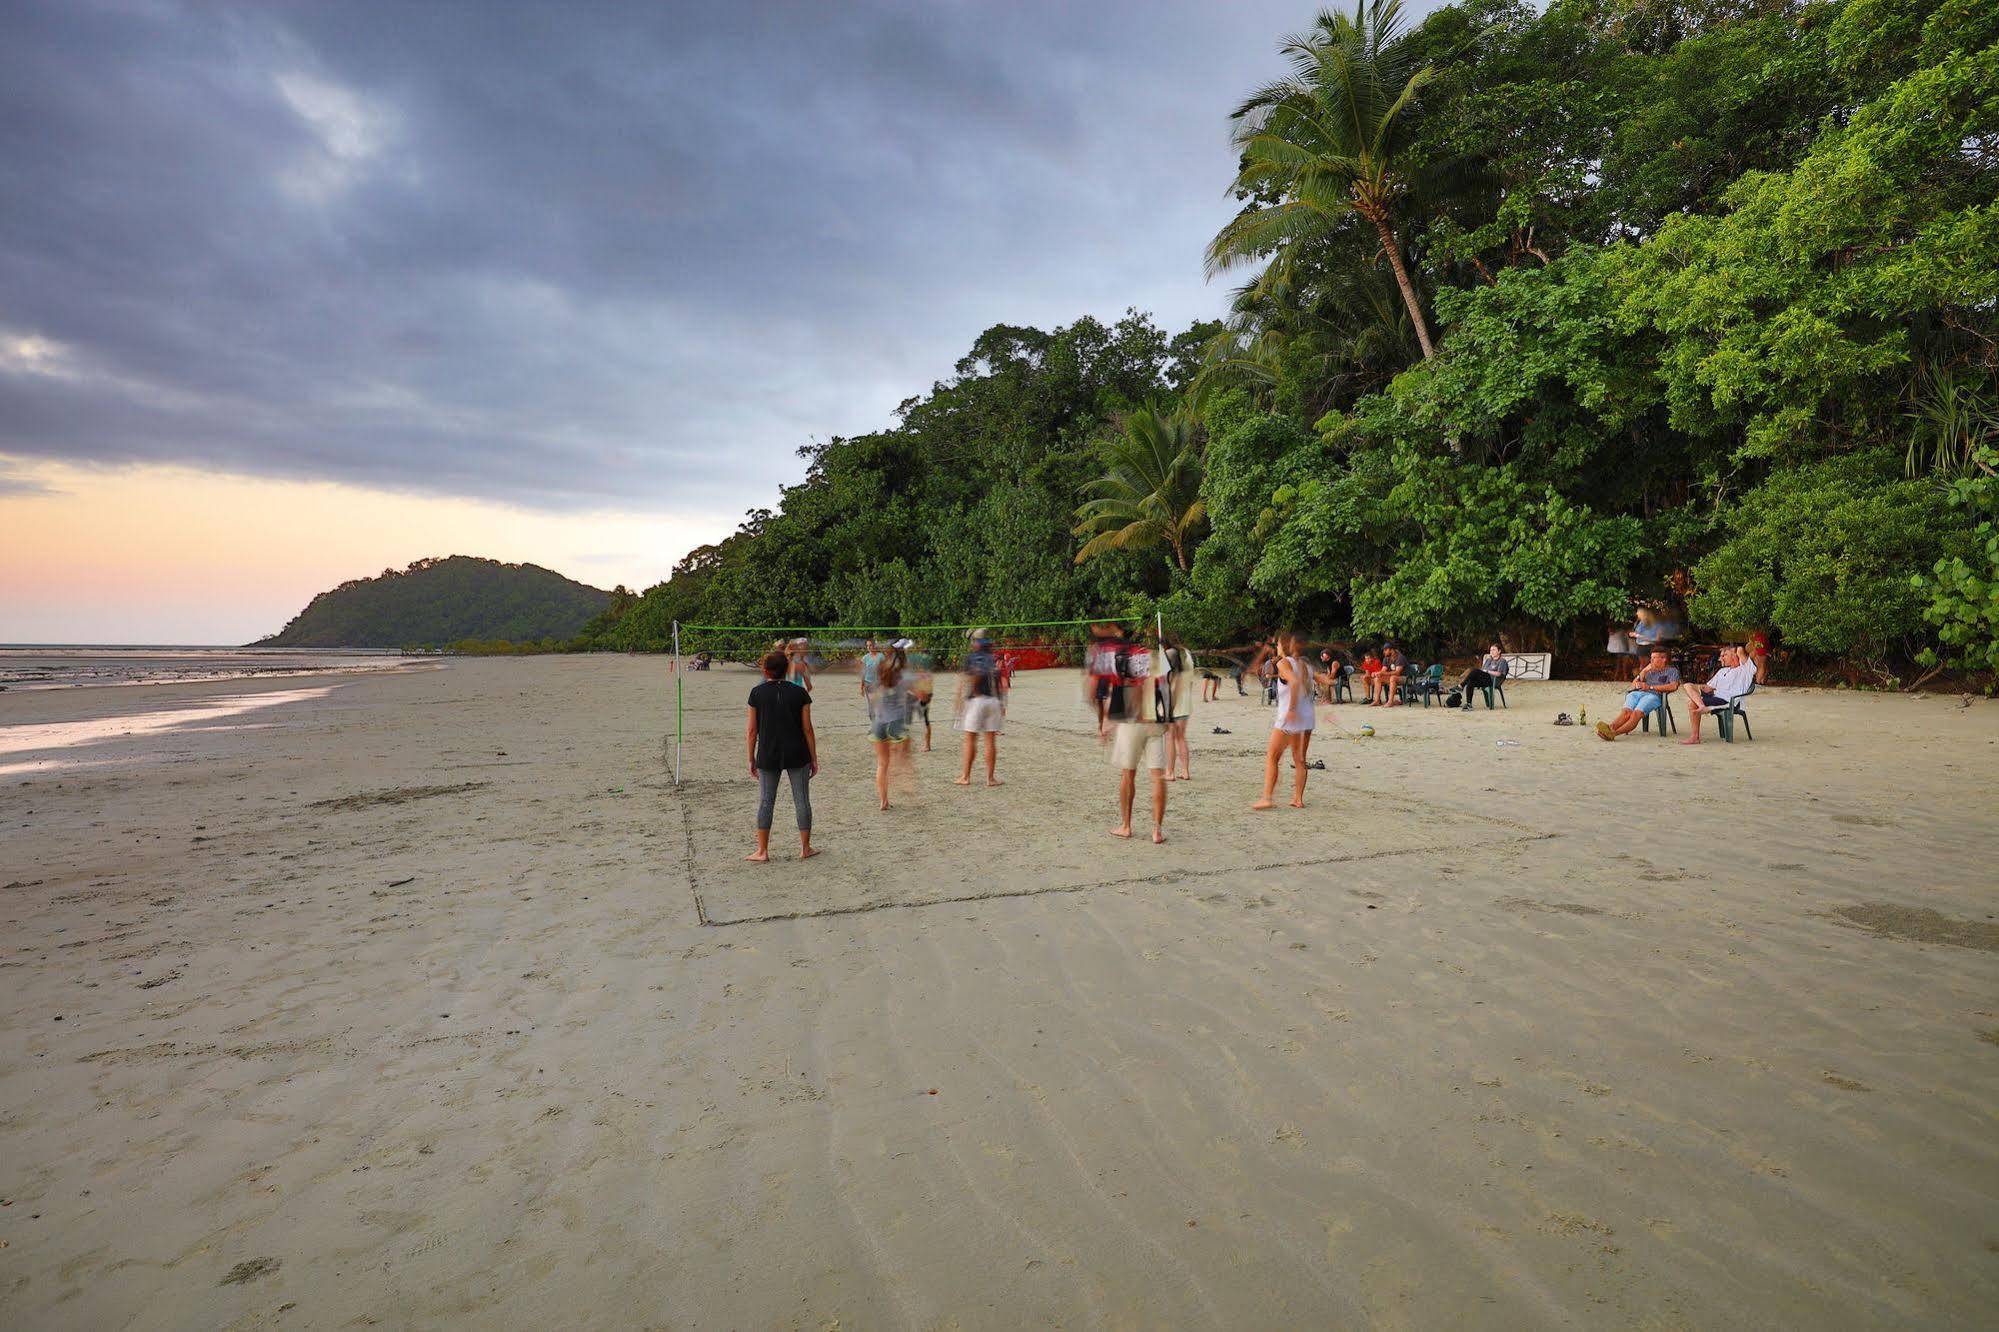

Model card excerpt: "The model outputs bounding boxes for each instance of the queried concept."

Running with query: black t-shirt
[748,679,812,771]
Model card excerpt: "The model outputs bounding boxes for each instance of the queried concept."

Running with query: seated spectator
[1360,648,1385,704]
[1316,649,1350,702]
[1378,644,1408,706]
[1680,645,1757,745]
[1455,643,1509,712]
[1597,649,1680,740]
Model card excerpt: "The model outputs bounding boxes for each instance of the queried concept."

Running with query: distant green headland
[254,556,617,650]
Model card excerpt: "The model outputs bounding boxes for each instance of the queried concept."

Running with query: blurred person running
[859,637,883,719]
[956,630,1005,786]
[1106,630,1170,842]
[1250,632,1324,810]
[1162,631,1196,780]
[870,647,915,808]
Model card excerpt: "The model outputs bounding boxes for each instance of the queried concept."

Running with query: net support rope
[671,615,1151,784]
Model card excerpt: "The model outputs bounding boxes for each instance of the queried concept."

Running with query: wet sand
[2,657,1996,1326]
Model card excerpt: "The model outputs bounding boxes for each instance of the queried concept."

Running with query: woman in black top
[746,650,819,861]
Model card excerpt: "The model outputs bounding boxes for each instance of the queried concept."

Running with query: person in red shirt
[1361,649,1385,704]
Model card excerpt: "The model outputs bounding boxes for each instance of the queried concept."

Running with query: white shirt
[1704,661,1757,702]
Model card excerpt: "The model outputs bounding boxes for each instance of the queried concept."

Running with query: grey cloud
[0,0,1348,514]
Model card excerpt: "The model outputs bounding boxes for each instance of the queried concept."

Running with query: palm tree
[1206,0,1439,359]
[1073,406,1207,572]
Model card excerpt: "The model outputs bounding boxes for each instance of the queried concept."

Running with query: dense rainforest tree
[1207,1,1441,358]
[1072,406,1207,573]
[601,0,1996,685]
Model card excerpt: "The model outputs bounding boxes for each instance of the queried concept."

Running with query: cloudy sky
[1,0,1355,643]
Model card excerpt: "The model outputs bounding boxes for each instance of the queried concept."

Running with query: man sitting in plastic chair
[1681,644,1758,745]
[1454,642,1509,712]
[1597,649,1680,740]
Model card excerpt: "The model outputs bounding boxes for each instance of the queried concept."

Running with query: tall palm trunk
[1366,210,1434,360]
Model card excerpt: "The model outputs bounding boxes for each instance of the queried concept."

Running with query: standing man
[956,629,1005,786]
[746,650,819,861]
[859,637,883,720]
[1597,648,1681,740]
[1680,645,1757,744]
[1108,633,1169,842]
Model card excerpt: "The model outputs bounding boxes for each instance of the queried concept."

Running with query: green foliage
[1613,0,1999,459]
[607,0,1994,680]
[257,556,612,649]
[606,314,1188,650]
[1208,0,1441,357]
[1073,405,1207,571]
[1913,448,1999,682]
[1688,453,1960,660]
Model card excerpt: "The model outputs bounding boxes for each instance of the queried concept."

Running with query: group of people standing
[742,627,1751,862]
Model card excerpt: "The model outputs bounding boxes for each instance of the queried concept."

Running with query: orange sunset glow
[0,460,730,644]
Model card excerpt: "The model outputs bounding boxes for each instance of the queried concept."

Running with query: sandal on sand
[1211,726,1232,734]
[1553,712,1573,726]
[1596,721,1616,741]
[1307,758,1326,770]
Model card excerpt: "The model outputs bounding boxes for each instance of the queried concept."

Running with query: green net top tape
[676,616,1143,634]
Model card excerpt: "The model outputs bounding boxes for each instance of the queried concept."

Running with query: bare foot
[1251,799,1275,810]
[1679,738,1701,746]
[879,799,890,809]
[800,846,820,860]
[1111,825,1132,839]
[745,851,769,863]
[953,776,972,785]
[1289,799,1305,808]
[987,778,1004,786]
[1151,827,1165,844]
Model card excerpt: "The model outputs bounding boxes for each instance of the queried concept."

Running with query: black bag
[1445,688,1463,708]
[1105,644,1136,721]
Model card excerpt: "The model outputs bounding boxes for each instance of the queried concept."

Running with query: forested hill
[588,0,1997,688]
[256,557,614,648]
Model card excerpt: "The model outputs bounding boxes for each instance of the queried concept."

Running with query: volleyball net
[668,615,1157,784]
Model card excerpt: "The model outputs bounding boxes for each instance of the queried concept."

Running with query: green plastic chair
[1479,676,1508,709]
[1639,692,1678,737]
[1414,662,1446,706]
[1709,682,1756,742]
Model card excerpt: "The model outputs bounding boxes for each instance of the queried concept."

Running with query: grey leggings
[756,766,812,832]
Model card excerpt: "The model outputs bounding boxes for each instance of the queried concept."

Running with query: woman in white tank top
[1253,631,1321,809]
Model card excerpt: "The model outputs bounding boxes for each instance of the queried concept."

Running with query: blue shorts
[1624,690,1662,714]
[870,718,908,743]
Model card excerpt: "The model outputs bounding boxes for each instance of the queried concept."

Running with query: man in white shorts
[1107,636,1168,843]
[955,630,1004,786]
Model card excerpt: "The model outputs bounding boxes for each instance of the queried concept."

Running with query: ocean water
[0,646,429,691]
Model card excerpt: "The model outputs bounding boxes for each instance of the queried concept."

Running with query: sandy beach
[2,655,1996,1327]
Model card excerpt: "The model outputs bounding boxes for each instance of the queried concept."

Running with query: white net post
[672,620,683,785]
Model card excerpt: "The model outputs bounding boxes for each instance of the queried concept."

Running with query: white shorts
[1111,721,1166,771]
[961,696,1004,733]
